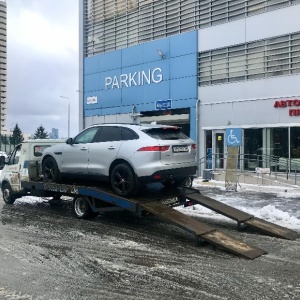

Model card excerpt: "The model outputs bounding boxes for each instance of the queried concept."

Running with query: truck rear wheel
[2,183,17,204]
[73,196,98,219]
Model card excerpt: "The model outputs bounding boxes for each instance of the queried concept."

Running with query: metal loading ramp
[141,201,266,259]
[181,188,299,241]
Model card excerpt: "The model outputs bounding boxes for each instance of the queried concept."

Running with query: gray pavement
[0,184,299,300]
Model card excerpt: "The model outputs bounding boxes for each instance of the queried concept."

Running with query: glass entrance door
[213,131,225,169]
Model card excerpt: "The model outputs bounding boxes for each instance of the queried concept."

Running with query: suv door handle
[108,146,115,150]
[80,147,88,151]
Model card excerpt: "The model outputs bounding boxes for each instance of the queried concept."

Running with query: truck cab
[0,139,65,203]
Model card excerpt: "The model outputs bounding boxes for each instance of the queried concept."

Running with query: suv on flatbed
[41,123,197,196]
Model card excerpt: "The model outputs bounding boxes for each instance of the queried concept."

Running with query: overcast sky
[6,0,79,138]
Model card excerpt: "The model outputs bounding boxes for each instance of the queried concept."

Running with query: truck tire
[110,163,137,197]
[73,196,98,219]
[42,156,61,183]
[181,176,193,187]
[2,183,17,204]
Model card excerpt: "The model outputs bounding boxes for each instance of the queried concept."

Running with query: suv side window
[74,127,99,144]
[96,127,122,142]
[8,145,22,165]
[122,128,138,140]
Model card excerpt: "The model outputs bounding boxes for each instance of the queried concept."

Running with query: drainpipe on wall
[196,98,201,177]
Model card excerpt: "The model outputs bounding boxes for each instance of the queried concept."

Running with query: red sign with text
[274,99,300,116]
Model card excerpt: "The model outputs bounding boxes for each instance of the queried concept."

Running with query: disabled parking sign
[226,128,242,146]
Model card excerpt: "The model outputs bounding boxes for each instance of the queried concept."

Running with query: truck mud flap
[181,188,299,241]
[141,201,266,259]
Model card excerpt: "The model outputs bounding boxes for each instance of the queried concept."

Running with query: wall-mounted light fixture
[157,49,166,59]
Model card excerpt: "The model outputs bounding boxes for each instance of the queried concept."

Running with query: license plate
[172,146,189,153]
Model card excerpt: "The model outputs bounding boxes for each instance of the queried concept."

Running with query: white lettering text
[105,68,163,90]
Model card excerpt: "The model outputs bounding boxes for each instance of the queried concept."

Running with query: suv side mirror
[66,138,74,145]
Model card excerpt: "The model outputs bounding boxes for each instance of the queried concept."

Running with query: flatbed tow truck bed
[20,180,299,260]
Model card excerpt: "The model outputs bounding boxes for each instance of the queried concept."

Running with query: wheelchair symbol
[227,130,240,145]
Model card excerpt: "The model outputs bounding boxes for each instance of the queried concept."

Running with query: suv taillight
[192,144,196,149]
[138,146,170,152]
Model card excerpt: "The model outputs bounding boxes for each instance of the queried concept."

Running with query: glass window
[198,32,300,85]
[74,127,99,144]
[97,126,122,142]
[8,145,22,165]
[205,130,212,169]
[228,46,246,80]
[244,129,263,169]
[247,42,265,78]
[34,145,53,157]
[84,0,298,57]
[270,128,288,157]
[267,0,289,10]
[247,0,266,16]
[290,127,300,159]
[143,127,188,140]
[122,128,138,140]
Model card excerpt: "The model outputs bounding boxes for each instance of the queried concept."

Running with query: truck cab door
[3,144,22,191]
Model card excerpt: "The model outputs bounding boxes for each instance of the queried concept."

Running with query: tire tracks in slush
[0,198,300,299]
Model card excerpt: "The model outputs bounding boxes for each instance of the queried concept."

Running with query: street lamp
[60,96,70,138]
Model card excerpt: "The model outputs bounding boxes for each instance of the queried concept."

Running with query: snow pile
[188,179,300,232]
[254,204,300,230]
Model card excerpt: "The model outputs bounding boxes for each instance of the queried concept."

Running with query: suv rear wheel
[110,163,137,197]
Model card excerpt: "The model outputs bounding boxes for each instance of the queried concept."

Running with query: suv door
[88,126,125,176]
[61,127,99,174]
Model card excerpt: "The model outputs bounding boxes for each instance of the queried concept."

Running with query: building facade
[0,0,7,135]
[79,0,300,172]
[49,128,59,139]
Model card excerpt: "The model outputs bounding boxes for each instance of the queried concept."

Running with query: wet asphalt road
[0,186,300,300]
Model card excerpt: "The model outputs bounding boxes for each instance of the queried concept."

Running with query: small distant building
[0,1,7,135]
[49,128,59,139]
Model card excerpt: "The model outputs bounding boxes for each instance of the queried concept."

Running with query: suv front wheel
[42,156,61,183]
[110,163,137,197]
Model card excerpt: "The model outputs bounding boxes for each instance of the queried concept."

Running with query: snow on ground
[176,177,300,232]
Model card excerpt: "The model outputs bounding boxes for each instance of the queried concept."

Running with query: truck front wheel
[2,183,17,204]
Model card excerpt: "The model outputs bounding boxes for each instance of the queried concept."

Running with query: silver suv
[41,124,197,196]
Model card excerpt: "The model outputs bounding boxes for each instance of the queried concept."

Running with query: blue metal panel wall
[83,31,198,139]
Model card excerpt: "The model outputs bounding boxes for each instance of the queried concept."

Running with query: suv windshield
[143,127,188,140]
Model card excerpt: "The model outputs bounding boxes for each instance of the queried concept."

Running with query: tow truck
[0,140,298,259]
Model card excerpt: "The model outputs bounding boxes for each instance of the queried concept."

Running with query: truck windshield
[8,145,22,165]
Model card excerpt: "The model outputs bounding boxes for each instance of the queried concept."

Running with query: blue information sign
[226,128,242,146]
[156,99,172,110]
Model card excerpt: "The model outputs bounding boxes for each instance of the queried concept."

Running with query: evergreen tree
[34,125,49,139]
[10,123,24,144]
